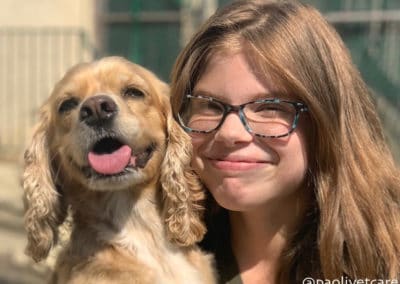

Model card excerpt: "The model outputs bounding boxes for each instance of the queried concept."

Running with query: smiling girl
[171,1,400,283]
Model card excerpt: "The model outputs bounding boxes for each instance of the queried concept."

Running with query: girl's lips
[208,158,268,171]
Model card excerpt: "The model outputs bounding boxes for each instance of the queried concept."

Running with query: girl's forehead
[194,51,294,103]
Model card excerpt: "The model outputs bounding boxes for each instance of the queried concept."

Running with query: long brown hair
[170,0,400,280]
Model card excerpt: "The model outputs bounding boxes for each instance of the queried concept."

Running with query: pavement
[0,160,50,283]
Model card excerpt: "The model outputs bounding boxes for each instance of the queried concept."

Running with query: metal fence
[0,28,94,160]
[311,1,400,160]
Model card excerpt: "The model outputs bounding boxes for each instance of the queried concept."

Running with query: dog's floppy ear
[160,98,206,247]
[22,105,66,262]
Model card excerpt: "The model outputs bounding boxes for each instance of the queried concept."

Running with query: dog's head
[22,56,205,262]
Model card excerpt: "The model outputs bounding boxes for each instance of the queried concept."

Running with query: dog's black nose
[80,95,118,126]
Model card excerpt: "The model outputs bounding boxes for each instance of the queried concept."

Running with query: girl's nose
[213,112,253,145]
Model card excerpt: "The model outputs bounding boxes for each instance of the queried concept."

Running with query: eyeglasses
[178,94,308,138]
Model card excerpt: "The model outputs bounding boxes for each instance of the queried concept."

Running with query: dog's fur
[22,56,215,283]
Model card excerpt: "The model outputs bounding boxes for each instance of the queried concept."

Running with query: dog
[22,56,215,283]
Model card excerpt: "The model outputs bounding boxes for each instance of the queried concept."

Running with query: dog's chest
[114,225,203,284]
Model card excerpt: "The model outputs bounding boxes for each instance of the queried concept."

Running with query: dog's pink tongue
[88,145,132,175]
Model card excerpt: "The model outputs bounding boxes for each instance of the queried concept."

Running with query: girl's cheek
[190,133,208,150]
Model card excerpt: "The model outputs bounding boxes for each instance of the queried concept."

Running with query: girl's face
[190,51,309,212]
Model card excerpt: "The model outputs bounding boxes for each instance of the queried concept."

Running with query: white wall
[0,0,100,159]
[0,0,98,49]
[0,0,94,27]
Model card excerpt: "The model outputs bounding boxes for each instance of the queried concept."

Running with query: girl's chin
[212,194,264,212]
[210,182,262,209]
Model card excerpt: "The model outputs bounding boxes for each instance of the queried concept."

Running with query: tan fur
[22,56,215,283]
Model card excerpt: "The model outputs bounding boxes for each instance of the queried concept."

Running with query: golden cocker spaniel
[22,56,215,283]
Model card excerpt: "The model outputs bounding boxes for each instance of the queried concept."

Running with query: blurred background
[0,0,399,283]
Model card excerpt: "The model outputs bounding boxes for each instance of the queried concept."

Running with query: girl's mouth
[208,158,267,171]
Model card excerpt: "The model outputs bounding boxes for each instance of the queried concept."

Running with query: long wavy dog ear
[22,105,65,262]
[160,95,206,247]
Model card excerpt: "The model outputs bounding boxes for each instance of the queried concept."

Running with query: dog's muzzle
[77,95,156,177]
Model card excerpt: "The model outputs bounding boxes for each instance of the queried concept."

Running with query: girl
[170,1,400,283]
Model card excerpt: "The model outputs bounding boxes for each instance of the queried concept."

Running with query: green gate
[105,0,181,81]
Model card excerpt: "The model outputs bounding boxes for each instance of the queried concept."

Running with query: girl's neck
[229,194,307,283]
[229,210,285,283]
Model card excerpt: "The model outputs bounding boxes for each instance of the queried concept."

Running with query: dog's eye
[59,98,79,113]
[123,87,145,98]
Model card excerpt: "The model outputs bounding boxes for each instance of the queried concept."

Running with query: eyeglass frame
[177,94,308,139]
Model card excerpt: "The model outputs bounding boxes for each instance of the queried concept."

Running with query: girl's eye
[58,98,79,113]
[123,87,145,98]
[254,103,290,113]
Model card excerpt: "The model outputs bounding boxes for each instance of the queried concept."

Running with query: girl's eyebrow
[191,89,215,97]
[191,89,289,101]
